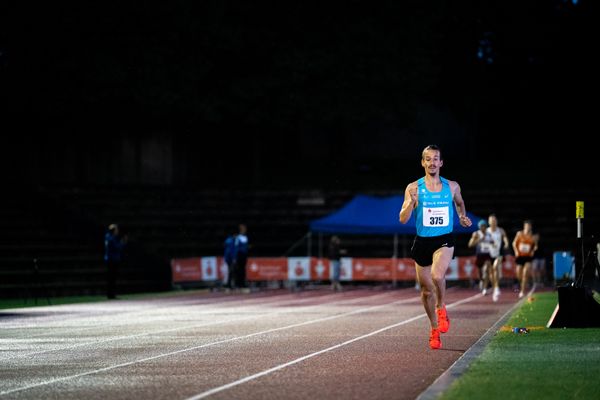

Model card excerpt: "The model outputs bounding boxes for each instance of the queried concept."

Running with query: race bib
[518,243,531,253]
[423,207,450,227]
[479,242,492,253]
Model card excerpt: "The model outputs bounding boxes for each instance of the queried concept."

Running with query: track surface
[0,287,521,399]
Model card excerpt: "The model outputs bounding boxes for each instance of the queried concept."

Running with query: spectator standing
[223,232,237,289]
[104,223,127,299]
[328,235,346,291]
[235,224,250,289]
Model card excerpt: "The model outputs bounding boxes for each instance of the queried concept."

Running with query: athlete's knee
[420,286,433,300]
[431,270,446,283]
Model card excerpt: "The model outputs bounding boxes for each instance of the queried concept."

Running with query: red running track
[0,286,523,400]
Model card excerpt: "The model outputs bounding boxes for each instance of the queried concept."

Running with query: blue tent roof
[309,194,483,235]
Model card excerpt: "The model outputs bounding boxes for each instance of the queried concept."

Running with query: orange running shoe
[437,305,450,333]
[429,328,442,349]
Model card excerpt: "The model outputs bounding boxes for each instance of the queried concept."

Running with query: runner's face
[421,150,442,176]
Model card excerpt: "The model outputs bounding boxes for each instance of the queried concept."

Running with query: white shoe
[518,291,524,299]
[492,287,500,302]
[482,288,487,296]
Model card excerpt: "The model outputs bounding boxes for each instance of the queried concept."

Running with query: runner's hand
[459,215,472,227]
[407,184,418,207]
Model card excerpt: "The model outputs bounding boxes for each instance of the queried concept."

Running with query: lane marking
[184,293,483,400]
[0,291,407,360]
[0,293,423,395]
[0,290,351,331]
[0,289,395,333]
[416,287,535,400]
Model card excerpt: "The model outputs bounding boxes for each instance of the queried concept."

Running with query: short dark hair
[422,144,442,160]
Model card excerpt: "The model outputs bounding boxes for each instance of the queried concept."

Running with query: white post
[576,201,584,286]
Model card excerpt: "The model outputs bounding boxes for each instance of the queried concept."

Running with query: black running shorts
[410,233,455,267]
[515,255,534,265]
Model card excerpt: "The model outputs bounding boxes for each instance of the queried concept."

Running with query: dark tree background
[1,1,596,188]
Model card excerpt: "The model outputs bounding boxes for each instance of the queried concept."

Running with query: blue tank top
[415,177,454,237]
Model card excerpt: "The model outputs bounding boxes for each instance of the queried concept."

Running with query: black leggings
[236,254,248,287]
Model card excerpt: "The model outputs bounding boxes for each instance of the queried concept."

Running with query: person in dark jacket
[328,236,346,291]
[223,232,236,289]
[104,223,127,299]
[234,224,250,289]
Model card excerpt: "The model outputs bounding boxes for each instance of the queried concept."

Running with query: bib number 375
[423,207,450,227]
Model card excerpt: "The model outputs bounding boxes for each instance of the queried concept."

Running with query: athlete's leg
[416,263,436,328]
[431,246,454,309]
[520,262,531,297]
[481,261,490,295]
[416,263,443,349]
[492,257,502,301]
[516,263,525,297]
[516,264,523,287]
[431,247,453,333]
[492,257,501,289]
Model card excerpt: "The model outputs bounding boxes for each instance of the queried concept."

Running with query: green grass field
[441,291,600,400]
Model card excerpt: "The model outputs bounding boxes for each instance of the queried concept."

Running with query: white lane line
[0,294,422,395]
[0,314,259,361]
[184,293,483,400]
[0,289,394,335]
[0,291,405,360]
[0,290,344,331]
[416,287,536,400]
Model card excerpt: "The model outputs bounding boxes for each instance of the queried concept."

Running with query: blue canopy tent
[309,194,483,257]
